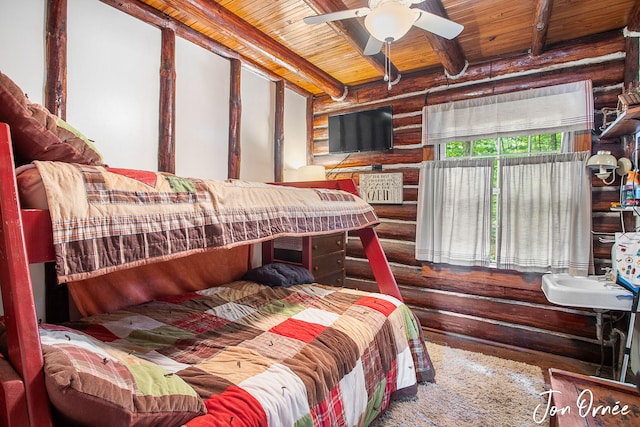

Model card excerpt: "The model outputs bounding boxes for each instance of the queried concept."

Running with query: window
[417,137,591,275]
[441,133,562,261]
[417,81,594,275]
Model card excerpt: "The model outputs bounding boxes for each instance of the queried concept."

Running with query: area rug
[371,342,549,427]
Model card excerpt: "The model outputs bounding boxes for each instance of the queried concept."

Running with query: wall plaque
[359,173,403,204]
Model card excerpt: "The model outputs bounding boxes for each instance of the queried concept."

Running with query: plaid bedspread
[68,281,435,426]
[32,161,379,283]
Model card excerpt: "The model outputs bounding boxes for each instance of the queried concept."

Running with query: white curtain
[497,152,592,275]
[416,158,493,267]
[423,80,594,145]
[560,131,575,153]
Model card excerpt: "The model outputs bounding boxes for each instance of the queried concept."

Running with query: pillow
[40,324,205,427]
[0,71,103,166]
[28,103,103,162]
[16,166,48,209]
[242,262,315,287]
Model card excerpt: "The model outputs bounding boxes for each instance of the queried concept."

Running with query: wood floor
[422,328,625,386]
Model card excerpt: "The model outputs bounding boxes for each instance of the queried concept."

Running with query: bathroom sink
[541,273,634,311]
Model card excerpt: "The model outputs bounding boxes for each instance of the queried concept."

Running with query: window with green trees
[442,133,562,260]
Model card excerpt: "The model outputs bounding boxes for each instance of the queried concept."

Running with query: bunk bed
[0,121,434,427]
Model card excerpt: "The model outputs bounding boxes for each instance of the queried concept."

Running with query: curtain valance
[422,80,594,145]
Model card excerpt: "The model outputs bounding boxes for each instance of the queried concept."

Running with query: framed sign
[359,173,403,204]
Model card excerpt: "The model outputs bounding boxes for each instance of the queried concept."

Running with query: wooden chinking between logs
[311,29,632,366]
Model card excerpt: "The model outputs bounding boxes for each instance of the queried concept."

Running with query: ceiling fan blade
[303,7,370,25]
[363,36,384,56]
[414,11,464,40]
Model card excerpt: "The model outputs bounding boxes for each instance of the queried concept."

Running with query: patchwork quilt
[43,281,434,426]
[32,161,379,283]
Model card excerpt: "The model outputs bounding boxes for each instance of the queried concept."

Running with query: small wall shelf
[600,106,640,140]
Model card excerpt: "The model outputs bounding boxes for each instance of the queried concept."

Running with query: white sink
[541,273,634,311]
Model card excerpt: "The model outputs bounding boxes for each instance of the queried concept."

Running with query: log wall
[311,30,631,366]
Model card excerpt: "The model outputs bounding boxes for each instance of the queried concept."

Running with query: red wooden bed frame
[0,122,402,427]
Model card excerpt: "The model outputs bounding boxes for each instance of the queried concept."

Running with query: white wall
[175,37,230,180]
[284,89,309,178]
[240,68,275,182]
[238,73,309,183]
[0,0,47,320]
[0,0,309,319]
[0,0,46,104]
[67,0,161,171]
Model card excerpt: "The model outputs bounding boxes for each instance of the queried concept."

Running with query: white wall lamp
[587,150,632,184]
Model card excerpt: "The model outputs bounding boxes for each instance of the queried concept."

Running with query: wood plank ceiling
[138,0,639,98]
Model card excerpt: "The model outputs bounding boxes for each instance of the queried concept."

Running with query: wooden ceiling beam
[531,0,554,56]
[162,0,347,99]
[314,30,625,111]
[414,0,467,78]
[302,0,400,83]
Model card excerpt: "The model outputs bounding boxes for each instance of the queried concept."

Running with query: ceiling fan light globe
[364,2,417,42]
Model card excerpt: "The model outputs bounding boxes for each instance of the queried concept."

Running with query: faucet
[600,267,615,282]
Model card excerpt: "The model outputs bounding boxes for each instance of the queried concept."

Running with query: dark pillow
[0,71,103,166]
[242,263,315,287]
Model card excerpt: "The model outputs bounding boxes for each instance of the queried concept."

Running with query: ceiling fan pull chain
[384,42,390,85]
[383,42,388,82]
[384,42,392,90]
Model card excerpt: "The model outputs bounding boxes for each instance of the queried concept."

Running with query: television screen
[328,106,393,154]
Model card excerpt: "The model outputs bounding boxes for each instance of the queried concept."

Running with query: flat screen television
[328,106,393,154]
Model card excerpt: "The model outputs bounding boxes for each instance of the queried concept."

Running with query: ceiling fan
[304,0,464,56]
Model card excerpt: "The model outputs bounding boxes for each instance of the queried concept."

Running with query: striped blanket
[47,281,434,426]
[32,161,379,283]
